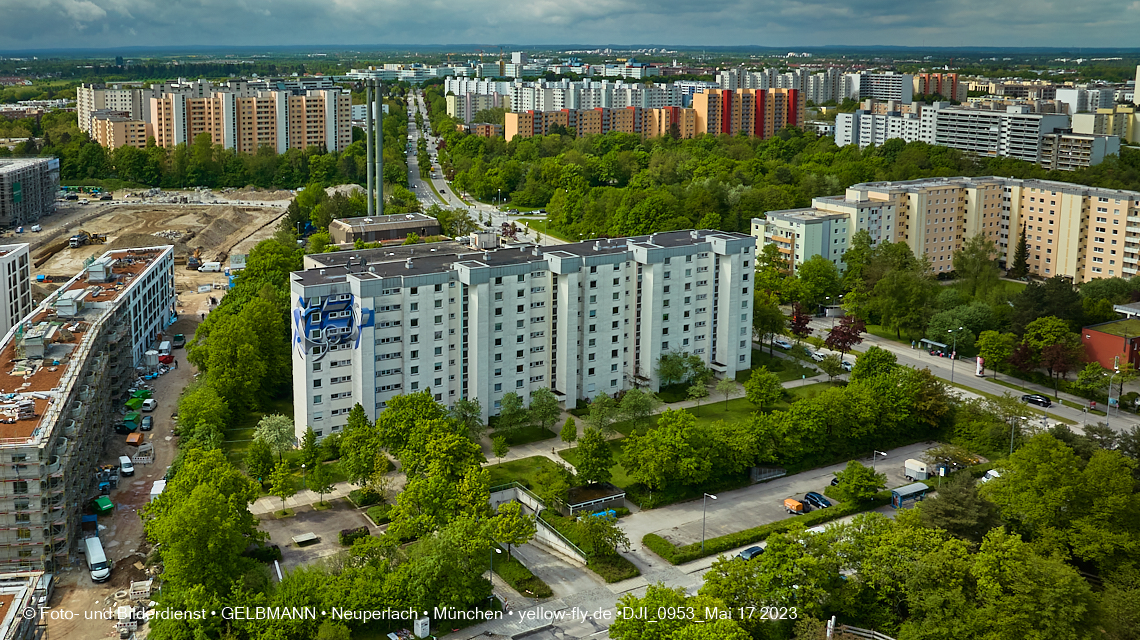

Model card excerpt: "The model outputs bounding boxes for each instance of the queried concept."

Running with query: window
[434,346,443,356]
[495,383,503,392]
[588,367,596,375]
[495,322,503,332]
[662,341,669,350]
[495,292,503,301]
[15,528,30,541]
[434,299,443,308]
[13,481,27,495]
[313,379,322,388]
[495,368,502,377]
[313,395,322,404]
[411,350,419,359]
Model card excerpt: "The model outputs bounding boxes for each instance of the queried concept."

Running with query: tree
[450,396,485,441]
[611,584,748,640]
[246,438,274,488]
[687,382,709,416]
[715,378,736,410]
[577,427,613,485]
[340,404,382,486]
[657,350,689,386]
[269,462,296,513]
[529,387,561,432]
[618,388,661,431]
[976,330,1017,378]
[953,234,1001,298]
[849,345,897,381]
[788,302,814,339]
[917,472,1001,543]
[824,315,866,355]
[818,353,845,382]
[585,393,620,434]
[491,436,510,464]
[308,461,334,506]
[560,417,578,448]
[790,254,842,310]
[300,426,319,469]
[402,232,422,245]
[869,267,939,340]
[141,449,262,597]
[753,291,786,354]
[1008,223,1029,278]
[254,414,295,462]
[744,367,783,411]
[175,380,229,446]
[495,392,529,434]
[622,409,711,492]
[831,460,886,503]
[577,512,630,557]
[1039,342,1080,398]
[492,501,536,556]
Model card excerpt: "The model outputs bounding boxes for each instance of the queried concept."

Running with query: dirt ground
[45,315,203,640]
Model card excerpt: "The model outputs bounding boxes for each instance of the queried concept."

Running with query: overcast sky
[2,0,1140,51]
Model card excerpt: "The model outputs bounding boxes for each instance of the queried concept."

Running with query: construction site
[22,190,290,315]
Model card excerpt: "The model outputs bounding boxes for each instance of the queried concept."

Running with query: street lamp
[701,493,718,552]
[301,464,306,490]
[489,547,503,607]
[871,450,888,470]
[1009,415,1028,455]
[947,326,964,384]
[1107,357,1121,430]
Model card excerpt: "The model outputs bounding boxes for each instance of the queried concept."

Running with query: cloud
[0,0,1139,49]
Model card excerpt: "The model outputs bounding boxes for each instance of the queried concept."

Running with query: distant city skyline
[2,0,1140,52]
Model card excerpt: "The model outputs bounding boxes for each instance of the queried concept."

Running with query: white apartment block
[290,231,755,438]
[0,244,32,339]
[751,211,851,271]
[446,93,508,123]
[0,246,174,573]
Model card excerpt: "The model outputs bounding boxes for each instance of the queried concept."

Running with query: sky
[2,0,1140,51]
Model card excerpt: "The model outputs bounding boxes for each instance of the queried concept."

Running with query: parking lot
[258,499,380,571]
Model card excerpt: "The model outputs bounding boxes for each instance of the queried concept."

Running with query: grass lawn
[516,217,575,242]
[493,551,554,598]
[864,323,911,344]
[486,455,565,489]
[495,425,557,446]
[560,441,634,487]
[742,348,818,383]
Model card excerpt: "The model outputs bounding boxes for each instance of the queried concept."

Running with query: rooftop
[1087,317,1140,338]
[329,212,437,232]
[0,246,172,446]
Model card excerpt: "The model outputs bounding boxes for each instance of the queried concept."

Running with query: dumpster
[126,433,144,446]
[93,496,114,514]
[131,389,153,399]
[124,398,143,410]
[123,411,140,429]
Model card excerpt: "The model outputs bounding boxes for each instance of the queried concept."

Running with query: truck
[904,458,930,481]
[84,536,111,583]
[198,261,222,272]
[186,248,201,270]
[68,230,107,248]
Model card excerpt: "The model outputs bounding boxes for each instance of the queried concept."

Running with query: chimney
[594,241,601,251]
[405,258,412,269]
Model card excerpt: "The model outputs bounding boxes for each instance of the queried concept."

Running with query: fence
[751,466,787,483]
[827,617,896,640]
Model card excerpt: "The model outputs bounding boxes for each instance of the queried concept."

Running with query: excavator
[68,230,108,248]
[186,248,201,271]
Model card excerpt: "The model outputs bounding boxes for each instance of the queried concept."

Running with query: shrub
[493,553,554,598]
[348,488,382,507]
[339,526,370,546]
[243,544,282,563]
[366,504,392,525]
[642,492,892,565]
[588,554,640,583]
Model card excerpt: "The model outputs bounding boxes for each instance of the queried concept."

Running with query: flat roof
[1087,318,1140,338]
[0,246,172,445]
[330,213,438,232]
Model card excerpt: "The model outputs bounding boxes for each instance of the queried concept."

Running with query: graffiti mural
[293,292,374,360]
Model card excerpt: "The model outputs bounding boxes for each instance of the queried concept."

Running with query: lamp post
[872,450,888,470]
[1009,416,1027,455]
[301,464,306,490]
[701,493,718,552]
[947,326,964,383]
[1107,357,1121,430]
[489,547,503,608]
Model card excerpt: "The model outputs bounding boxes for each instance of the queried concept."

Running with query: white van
[158,341,172,356]
[119,455,134,476]
[197,261,222,272]
[84,537,111,582]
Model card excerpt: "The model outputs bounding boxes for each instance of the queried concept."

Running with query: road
[405,91,565,248]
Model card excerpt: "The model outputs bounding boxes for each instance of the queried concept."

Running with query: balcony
[63,420,77,437]
[45,456,61,476]
[69,402,83,419]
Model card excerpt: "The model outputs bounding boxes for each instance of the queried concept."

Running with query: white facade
[0,244,31,339]
[290,231,755,439]
[856,73,914,102]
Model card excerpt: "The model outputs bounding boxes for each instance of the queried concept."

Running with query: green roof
[1089,318,1140,339]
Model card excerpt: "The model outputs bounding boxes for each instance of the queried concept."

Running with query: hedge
[366,504,392,526]
[348,488,383,507]
[339,526,370,546]
[643,492,893,565]
[492,552,554,598]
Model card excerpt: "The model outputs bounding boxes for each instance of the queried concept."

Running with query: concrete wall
[488,485,587,567]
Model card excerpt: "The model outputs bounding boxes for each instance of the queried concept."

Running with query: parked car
[737,546,764,561]
[980,469,1002,484]
[141,399,158,412]
[119,455,134,477]
[172,334,186,348]
[804,491,832,509]
[841,359,854,372]
[1021,394,1052,408]
[830,476,841,486]
[141,416,153,431]
[773,339,794,350]
[810,351,826,362]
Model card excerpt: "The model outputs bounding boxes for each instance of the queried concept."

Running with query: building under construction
[0,246,174,573]
[0,158,59,229]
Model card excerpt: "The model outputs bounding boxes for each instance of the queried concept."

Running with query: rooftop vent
[405,258,413,269]
[363,218,373,223]
[594,241,601,251]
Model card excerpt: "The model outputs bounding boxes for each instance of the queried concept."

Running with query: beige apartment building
[90,114,149,150]
[505,106,700,141]
[753,177,1140,282]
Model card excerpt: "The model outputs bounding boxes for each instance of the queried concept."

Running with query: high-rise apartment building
[692,89,804,138]
[76,83,146,133]
[0,159,59,228]
[752,177,1140,282]
[446,93,509,123]
[1040,132,1121,172]
[90,114,148,150]
[0,244,32,339]
[505,106,699,141]
[290,231,755,436]
[1072,105,1140,144]
[913,73,967,102]
[855,73,914,102]
[0,246,174,572]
